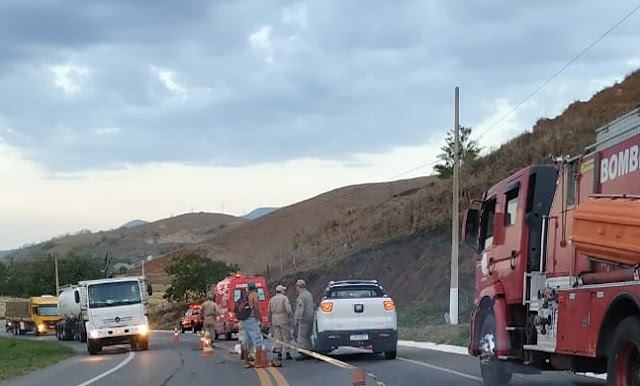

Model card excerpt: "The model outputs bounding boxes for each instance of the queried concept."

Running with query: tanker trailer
[56,286,87,342]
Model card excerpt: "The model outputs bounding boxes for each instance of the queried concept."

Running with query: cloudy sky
[1,0,639,250]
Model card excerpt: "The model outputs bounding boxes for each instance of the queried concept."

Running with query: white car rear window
[327,286,384,299]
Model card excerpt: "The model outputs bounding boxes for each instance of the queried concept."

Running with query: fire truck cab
[179,304,203,333]
[464,108,640,385]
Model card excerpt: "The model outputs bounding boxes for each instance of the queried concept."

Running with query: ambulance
[212,273,270,339]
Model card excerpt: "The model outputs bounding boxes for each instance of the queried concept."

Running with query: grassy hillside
[137,176,434,282]
[5,212,247,265]
[143,69,640,321]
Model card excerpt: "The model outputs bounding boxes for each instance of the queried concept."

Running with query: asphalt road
[0,328,607,386]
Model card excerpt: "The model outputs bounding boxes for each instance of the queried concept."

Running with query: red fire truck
[179,304,204,333]
[463,107,640,385]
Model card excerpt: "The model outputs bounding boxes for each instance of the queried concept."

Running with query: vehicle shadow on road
[321,351,387,363]
[94,345,131,356]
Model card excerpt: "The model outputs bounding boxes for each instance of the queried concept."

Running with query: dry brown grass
[139,177,434,284]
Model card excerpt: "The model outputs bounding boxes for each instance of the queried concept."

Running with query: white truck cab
[75,276,152,355]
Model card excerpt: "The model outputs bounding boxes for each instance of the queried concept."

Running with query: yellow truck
[5,295,61,336]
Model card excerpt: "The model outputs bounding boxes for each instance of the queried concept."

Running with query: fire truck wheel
[479,313,512,386]
[607,316,640,386]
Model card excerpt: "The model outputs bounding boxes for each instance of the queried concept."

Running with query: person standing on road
[242,282,264,367]
[200,293,220,345]
[268,284,293,364]
[294,279,314,361]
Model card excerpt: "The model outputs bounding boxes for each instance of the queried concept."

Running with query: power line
[385,160,439,182]
[476,2,640,141]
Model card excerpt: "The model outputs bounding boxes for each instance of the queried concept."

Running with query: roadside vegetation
[148,302,186,330]
[147,252,239,330]
[163,252,238,304]
[397,289,474,347]
[0,337,74,381]
[0,252,104,297]
[399,324,470,347]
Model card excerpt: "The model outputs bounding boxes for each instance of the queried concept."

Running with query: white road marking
[73,351,135,386]
[398,357,483,382]
[398,340,469,355]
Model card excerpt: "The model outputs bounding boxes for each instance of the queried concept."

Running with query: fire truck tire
[479,313,512,386]
[606,316,640,386]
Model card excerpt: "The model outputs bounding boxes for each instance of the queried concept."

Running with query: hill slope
[139,177,433,281]
[147,69,640,312]
[6,212,247,264]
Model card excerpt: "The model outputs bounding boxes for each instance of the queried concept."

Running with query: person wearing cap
[294,279,314,360]
[242,281,264,367]
[200,292,220,345]
[267,284,293,365]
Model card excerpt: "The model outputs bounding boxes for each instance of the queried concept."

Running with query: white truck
[56,276,153,355]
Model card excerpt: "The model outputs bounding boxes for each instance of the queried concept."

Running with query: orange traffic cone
[352,368,366,386]
[173,328,180,343]
[201,331,214,357]
[199,331,205,350]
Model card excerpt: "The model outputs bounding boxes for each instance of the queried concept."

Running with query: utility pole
[450,86,460,325]
[142,258,145,277]
[54,253,60,296]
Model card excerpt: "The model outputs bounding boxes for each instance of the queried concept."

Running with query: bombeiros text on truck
[462,107,640,385]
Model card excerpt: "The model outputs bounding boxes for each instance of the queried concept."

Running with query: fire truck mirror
[463,208,480,252]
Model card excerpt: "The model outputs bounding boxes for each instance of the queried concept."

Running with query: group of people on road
[267,279,315,364]
[197,278,315,367]
[239,279,315,367]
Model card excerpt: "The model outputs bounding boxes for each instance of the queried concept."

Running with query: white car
[311,279,398,359]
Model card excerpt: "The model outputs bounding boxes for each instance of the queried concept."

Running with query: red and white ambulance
[212,273,270,339]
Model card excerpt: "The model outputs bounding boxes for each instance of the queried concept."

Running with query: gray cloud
[1,0,639,171]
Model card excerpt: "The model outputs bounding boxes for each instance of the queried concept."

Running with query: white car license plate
[350,334,368,341]
[114,329,124,335]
